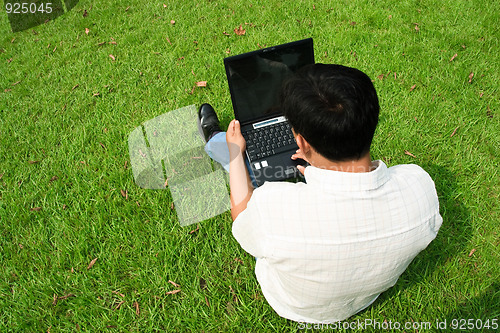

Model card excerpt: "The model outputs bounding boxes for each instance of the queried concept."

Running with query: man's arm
[226,120,254,220]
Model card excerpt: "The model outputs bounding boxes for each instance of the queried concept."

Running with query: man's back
[232,161,442,323]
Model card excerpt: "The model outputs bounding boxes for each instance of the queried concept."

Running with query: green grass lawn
[0,0,499,331]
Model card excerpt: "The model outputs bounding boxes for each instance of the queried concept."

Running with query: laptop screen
[224,38,315,124]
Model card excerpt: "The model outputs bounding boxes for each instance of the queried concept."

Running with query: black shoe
[198,103,222,142]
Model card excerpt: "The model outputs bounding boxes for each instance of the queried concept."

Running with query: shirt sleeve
[231,189,267,258]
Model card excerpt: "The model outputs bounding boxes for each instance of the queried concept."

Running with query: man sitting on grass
[198,64,442,323]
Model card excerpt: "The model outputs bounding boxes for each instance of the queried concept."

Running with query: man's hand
[226,119,246,157]
[291,148,310,175]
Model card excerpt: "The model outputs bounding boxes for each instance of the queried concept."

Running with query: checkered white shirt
[232,160,442,323]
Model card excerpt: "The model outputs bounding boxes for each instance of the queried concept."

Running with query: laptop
[223,38,315,186]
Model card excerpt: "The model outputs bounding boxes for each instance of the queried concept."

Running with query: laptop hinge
[252,116,287,129]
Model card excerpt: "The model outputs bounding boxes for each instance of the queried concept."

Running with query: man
[198,64,442,323]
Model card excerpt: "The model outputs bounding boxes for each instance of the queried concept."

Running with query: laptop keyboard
[242,122,297,161]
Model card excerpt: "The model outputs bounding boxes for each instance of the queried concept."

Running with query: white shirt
[232,161,442,323]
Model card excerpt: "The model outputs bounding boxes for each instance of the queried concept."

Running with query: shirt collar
[303,160,389,192]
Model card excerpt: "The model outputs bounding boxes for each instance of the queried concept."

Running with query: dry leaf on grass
[166,289,181,295]
[50,176,58,182]
[133,301,140,316]
[404,150,416,158]
[59,293,75,300]
[120,189,128,200]
[188,81,207,95]
[52,293,76,305]
[114,300,125,310]
[229,286,238,303]
[468,248,476,257]
[189,225,199,234]
[30,207,41,211]
[87,258,98,270]
[409,84,417,91]
[168,280,180,287]
[468,72,474,83]
[450,53,457,62]
[234,25,246,35]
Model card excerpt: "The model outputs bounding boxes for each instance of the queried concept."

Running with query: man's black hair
[280,63,379,161]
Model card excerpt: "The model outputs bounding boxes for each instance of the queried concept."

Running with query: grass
[0,0,499,331]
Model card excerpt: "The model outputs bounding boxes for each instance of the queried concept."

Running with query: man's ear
[295,133,311,153]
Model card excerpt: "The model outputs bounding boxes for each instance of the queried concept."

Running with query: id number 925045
[5,2,53,14]
[451,318,498,330]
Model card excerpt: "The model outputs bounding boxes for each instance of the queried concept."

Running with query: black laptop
[224,38,315,186]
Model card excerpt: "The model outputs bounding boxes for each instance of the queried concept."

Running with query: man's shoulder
[388,163,435,185]
[389,163,426,173]
[387,163,440,212]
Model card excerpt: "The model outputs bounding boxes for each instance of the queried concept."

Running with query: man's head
[280,64,379,162]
